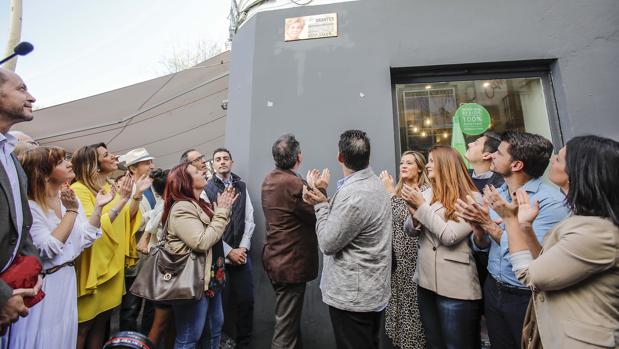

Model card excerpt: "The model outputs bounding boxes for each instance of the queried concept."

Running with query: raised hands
[215,187,239,210]
[302,185,328,205]
[515,188,539,225]
[455,194,492,226]
[483,185,518,220]
[95,186,116,208]
[401,184,425,209]
[306,168,330,190]
[118,174,134,199]
[379,170,395,194]
[60,186,80,211]
[134,173,154,195]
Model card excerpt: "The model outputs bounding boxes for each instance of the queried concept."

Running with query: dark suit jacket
[0,153,38,305]
[261,168,319,284]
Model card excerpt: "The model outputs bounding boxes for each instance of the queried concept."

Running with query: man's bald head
[0,68,36,133]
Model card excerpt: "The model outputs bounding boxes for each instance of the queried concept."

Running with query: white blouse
[28,199,102,269]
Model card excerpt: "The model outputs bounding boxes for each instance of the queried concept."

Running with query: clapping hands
[95,186,116,208]
[484,186,539,225]
[60,185,80,211]
[379,170,395,194]
[306,168,330,190]
[215,187,239,210]
[401,184,425,209]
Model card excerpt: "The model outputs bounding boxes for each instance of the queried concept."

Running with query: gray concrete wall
[225,1,619,348]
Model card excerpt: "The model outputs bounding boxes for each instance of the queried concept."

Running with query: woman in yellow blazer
[71,143,152,349]
[402,145,481,349]
[487,135,619,348]
[162,162,236,349]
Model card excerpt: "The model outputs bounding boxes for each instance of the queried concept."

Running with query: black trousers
[120,275,143,332]
[484,276,532,349]
[222,257,254,349]
[328,306,382,349]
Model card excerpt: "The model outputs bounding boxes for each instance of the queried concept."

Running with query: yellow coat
[71,181,141,323]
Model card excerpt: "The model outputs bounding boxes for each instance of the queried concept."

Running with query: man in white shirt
[204,148,255,348]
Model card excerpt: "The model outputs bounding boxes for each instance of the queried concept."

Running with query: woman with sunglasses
[71,143,151,349]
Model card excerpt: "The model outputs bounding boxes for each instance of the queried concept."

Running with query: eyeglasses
[188,155,206,164]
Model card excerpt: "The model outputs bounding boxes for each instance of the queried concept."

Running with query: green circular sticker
[455,103,491,135]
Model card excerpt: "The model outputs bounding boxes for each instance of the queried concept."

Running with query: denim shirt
[473,177,570,288]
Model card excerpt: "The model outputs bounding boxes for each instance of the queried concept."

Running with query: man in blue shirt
[457,131,569,349]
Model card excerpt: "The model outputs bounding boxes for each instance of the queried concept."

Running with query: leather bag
[130,213,205,304]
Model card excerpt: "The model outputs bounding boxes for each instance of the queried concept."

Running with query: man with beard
[204,148,255,348]
[0,68,41,326]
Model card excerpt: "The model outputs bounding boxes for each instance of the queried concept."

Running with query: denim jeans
[172,291,223,349]
[417,286,480,349]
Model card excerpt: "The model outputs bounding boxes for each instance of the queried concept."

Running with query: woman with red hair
[401,145,481,349]
[162,162,237,349]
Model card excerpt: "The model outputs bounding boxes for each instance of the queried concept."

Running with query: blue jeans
[172,291,223,349]
[417,286,480,349]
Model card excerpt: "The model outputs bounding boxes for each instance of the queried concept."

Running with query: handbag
[130,211,206,304]
[0,254,46,335]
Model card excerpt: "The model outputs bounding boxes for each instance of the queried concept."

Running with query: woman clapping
[162,163,237,349]
[7,147,114,348]
[485,135,619,348]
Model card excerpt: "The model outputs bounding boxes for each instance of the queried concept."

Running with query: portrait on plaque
[284,13,338,42]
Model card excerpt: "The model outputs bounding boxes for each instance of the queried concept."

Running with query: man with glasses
[180,149,210,176]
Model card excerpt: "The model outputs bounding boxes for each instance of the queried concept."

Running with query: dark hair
[483,131,501,153]
[180,149,197,164]
[565,135,619,226]
[339,130,371,171]
[161,163,213,225]
[212,147,232,160]
[500,131,553,178]
[150,168,169,197]
[272,134,301,170]
[19,147,66,212]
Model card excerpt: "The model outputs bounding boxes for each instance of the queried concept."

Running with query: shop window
[392,64,562,156]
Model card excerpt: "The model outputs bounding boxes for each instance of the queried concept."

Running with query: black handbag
[130,212,205,304]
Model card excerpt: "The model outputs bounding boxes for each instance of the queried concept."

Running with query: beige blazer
[516,215,619,348]
[164,201,230,290]
[408,189,481,300]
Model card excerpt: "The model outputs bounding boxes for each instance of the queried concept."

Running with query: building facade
[225,1,619,347]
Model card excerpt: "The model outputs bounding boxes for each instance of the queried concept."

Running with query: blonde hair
[71,143,106,193]
[428,145,478,221]
[394,150,430,197]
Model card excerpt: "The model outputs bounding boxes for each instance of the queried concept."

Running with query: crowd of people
[0,65,618,349]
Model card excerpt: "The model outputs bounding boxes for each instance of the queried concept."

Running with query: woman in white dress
[6,147,114,349]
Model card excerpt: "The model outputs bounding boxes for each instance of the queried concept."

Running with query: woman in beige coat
[161,162,237,349]
[402,145,481,349]
[486,135,619,348]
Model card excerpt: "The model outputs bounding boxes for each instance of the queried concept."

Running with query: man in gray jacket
[303,130,392,349]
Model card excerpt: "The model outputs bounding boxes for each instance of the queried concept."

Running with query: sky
[0,0,230,108]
